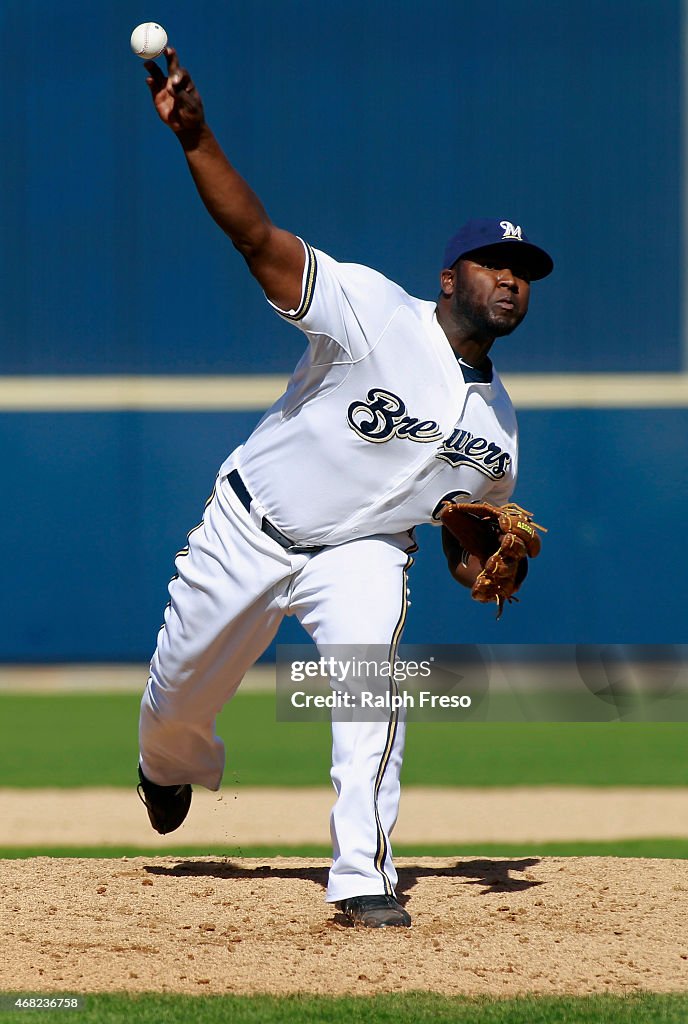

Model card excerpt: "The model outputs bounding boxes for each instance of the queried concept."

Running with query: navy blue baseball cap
[443,218,553,280]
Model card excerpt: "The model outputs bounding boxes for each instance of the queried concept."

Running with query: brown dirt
[4,786,688,846]
[2,855,688,996]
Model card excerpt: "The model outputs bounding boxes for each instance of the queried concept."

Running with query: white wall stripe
[0,374,687,411]
[0,376,288,412]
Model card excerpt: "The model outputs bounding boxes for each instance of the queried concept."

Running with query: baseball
[130,22,168,59]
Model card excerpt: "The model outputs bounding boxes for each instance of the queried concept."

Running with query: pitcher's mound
[1,856,686,996]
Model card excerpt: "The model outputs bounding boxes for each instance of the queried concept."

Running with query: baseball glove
[440,501,546,618]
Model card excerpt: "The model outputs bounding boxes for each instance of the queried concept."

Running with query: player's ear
[440,267,455,297]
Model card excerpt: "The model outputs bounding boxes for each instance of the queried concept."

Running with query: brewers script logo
[346,389,443,444]
[346,389,511,480]
[435,428,511,479]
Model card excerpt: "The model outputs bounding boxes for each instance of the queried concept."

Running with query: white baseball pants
[139,467,415,902]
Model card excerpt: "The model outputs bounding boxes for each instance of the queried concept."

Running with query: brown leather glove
[440,501,546,618]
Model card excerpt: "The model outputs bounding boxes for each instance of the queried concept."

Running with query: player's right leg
[139,471,295,793]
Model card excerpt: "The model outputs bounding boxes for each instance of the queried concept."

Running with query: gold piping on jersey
[278,242,317,322]
[371,552,414,895]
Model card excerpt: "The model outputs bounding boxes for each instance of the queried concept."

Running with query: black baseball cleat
[137,765,192,835]
[337,894,411,928]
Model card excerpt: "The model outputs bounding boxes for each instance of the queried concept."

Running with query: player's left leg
[288,532,416,906]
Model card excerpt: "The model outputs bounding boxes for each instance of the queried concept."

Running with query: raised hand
[139,43,305,309]
[144,47,205,135]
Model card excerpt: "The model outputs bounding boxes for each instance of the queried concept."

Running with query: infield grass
[1,692,687,787]
[2,839,688,859]
[1,992,688,1024]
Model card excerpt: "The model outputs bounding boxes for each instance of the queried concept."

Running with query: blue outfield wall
[0,0,682,375]
[3,407,685,661]
[0,0,685,660]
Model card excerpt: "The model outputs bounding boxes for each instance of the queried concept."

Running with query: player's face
[450,256,531,338]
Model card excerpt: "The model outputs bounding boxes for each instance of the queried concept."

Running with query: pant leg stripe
[371,553,414,894]
[175,483,217,559]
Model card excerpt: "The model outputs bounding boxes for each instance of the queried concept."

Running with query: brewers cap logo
[500,220,523,241]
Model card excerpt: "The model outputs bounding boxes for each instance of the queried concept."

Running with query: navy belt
[228,469,323,555]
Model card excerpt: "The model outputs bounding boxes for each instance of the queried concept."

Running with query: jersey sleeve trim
[267,240,318,322]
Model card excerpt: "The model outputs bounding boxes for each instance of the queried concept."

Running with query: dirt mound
[2,856,687,996]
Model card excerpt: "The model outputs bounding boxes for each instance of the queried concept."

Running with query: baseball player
[136,48,553,928]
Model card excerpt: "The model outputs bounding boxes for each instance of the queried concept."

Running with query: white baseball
[130,23,168,59]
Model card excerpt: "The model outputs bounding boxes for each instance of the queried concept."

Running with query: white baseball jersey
[223,240,518,544]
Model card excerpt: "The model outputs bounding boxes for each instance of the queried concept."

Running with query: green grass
[2,838,688,859]
[1,692,688,787]
[1,992,688,1024]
